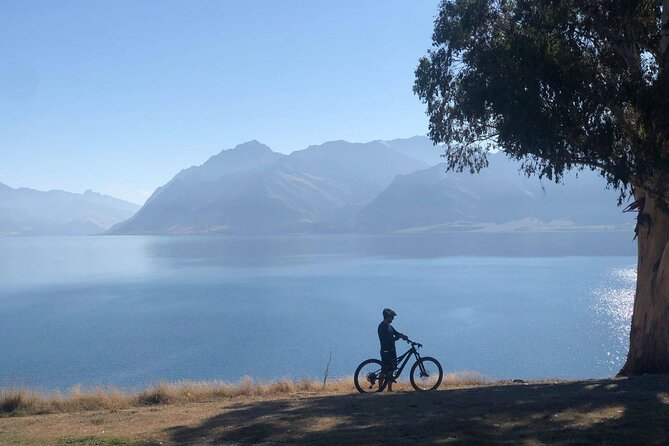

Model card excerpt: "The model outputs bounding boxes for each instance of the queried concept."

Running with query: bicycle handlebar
[405,339,422,349]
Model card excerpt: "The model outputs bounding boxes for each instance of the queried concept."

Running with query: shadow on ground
[167,375,669,445]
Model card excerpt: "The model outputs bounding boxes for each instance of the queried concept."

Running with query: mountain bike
[354,339,443,393]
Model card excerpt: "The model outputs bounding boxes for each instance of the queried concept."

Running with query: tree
[414,0,669,376]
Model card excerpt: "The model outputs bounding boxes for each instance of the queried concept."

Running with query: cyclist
[378,307,408,391]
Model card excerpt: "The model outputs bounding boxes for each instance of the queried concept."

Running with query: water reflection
[592,267,635,368]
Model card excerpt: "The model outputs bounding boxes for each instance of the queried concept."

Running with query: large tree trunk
[619,187,669,376]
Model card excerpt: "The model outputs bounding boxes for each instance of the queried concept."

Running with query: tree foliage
[414,0,669,202]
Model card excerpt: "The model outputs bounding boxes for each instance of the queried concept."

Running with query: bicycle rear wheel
[354,359,389,394]
[410,357,443,391]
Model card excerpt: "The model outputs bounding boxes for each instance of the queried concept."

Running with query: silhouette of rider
[378,308,408,392]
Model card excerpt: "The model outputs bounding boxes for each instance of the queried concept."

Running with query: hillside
[356,153,633,233]
[0,184,140,236]
[1,375,668,445]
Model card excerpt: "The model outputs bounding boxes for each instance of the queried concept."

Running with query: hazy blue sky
[1,1,439,204]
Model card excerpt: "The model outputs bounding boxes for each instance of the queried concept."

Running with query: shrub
[0,391,22,414]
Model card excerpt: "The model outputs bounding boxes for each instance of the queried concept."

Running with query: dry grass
[442,370,489,386]
[0,376,352,417]
[133,376,352,406]
[0,371,488,417]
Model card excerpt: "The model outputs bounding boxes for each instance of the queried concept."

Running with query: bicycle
[354,339,443,393]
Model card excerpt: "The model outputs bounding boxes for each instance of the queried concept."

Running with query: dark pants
[381,349,397,374]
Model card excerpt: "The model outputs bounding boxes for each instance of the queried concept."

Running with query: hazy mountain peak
[170,140,284,187]
[208,139,278,163]
[385,135,429,144]
[230,139,273,153]
[320,139,348,146]
[381,136,444,166]
[299,140,349,152]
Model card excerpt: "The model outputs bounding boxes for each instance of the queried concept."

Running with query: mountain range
[0,183,140,236]
[108,138,429,234]
[355,152,633,233]
[108,136,634,235]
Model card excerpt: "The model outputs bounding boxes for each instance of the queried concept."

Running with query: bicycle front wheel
[410,357,443,391]
[354,359,388,394]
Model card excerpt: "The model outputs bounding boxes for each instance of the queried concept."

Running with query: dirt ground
[2,375,669,445]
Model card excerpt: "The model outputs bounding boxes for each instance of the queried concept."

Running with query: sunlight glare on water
[592,267,636,368]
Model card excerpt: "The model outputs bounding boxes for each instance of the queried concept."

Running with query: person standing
[378,308,408,392]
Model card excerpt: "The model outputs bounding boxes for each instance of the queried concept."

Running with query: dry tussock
[0,388,31,414]
[0,371,488,417]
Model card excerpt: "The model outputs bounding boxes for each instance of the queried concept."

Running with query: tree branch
[661,0,669,55]
[469,133,499,143]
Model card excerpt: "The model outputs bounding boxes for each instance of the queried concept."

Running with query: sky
[1,1,440,204]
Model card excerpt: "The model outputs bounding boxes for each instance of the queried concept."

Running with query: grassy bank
[2,374,669,445]
[0,371,487,417]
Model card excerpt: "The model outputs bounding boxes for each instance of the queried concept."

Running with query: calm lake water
[0,233,636,391]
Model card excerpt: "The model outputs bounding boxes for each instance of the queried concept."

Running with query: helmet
[383,308,397,318]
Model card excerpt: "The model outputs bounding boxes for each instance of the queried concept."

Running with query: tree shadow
[166,375,669,445]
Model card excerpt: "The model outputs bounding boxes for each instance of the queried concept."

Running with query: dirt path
[2,375,669,445]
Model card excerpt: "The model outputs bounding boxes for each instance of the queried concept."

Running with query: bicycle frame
[390,344,423,380]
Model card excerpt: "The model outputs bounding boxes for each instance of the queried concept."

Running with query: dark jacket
[378,320,401,352]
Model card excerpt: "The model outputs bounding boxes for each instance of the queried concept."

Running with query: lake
[0,233,636,391]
